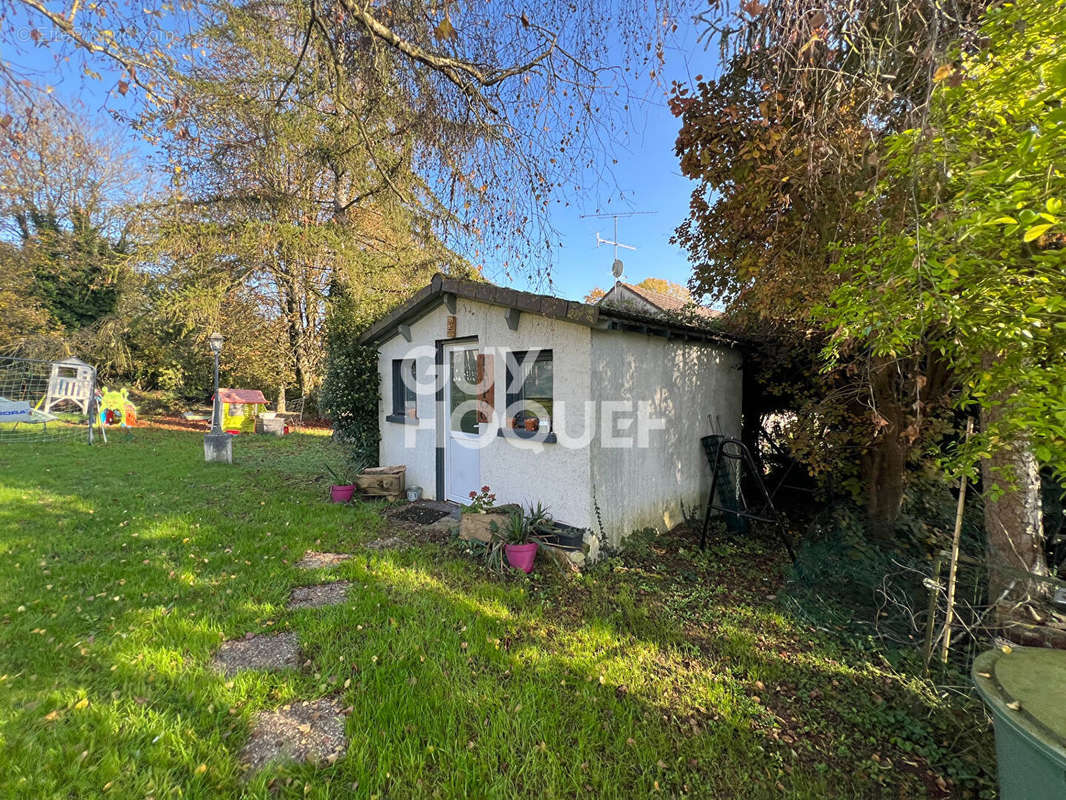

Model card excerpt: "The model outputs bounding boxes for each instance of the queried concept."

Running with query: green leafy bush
[319,338,380,467]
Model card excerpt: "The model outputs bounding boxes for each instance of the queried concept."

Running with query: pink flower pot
[330,484,355,503]
[505,542,538,573]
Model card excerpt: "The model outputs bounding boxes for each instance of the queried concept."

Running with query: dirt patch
[212,633,301,676]
[287,581,352,609]
[295,551,351,569]
[365,536,407,551]
[241,697,349,772]
[382,502,458,547]
[392,505,452,525]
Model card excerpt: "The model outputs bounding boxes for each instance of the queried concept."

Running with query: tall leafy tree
[672,1,987,534]
[0,94,141,358]
[6,0,678,279]
[146,0,470,403]
[827,0,1066,614]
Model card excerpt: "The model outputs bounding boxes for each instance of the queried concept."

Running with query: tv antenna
[580,211,656,280]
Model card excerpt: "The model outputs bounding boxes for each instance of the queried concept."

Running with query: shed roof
[358,274,744,349]
[217,388,267,405]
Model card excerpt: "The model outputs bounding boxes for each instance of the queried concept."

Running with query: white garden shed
[359,274,744,546]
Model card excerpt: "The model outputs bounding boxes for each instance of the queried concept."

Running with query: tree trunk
[981,403,1049,616]
[862,432,908,541]
[276,385,286,413]
[863,358,909,540]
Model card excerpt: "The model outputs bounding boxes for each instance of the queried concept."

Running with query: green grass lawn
[0,429,994,799]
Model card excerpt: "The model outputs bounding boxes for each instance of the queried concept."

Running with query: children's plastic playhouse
[214,388,268,434]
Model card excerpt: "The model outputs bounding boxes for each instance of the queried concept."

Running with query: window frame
[388,358,418,423]
[504,349,553,434]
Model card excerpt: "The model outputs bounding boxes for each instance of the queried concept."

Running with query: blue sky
[517,23,719,302]
[6,6,718,304]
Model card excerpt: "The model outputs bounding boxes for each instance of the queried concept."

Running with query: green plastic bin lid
[974,647,1066,753]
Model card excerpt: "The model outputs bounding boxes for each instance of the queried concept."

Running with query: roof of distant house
[611,282,722,319]
[217,388,268,405]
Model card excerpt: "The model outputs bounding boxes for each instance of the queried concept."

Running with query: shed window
[391,359,417,418]
[229,403,245,418]
[506,350,553,431]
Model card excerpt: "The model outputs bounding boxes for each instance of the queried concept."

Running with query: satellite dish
[611,258,624,278]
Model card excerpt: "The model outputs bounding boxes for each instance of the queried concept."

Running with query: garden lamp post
[203,332,232,463]
[208,332,223,434]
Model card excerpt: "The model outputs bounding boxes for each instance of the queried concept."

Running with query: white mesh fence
[0,356,97,443]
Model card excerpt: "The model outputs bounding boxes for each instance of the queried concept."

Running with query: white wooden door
[444,344,481,503]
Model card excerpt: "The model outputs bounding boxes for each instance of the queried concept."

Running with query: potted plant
[325,463,355,502]
[525,502,554,537]
[325,454,368,503]
[498,510,537,573]
[467,486,497,513]
[524,502,582,549]
[551,523,585,550]
[460,486,511,543]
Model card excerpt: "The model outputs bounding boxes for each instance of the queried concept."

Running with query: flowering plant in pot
[493,510,538,573]
[466,485,496,513]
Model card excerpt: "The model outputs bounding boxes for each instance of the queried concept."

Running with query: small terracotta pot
[330,484,355,503]
[505,542,538,573]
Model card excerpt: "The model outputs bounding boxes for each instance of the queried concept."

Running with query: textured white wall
[376,299,594,528]
[588,330,743,546]
[378,307,442,498]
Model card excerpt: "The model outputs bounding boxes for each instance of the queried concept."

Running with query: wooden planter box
[355,466,406,499]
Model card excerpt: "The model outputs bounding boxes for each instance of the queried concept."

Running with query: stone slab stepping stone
[241,697,348,772]
[212,632,300,676]
[287,581,352,610]
[365,536,406,550]
[295,551,351,569]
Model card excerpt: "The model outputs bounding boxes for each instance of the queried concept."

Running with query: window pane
[525,357,552,397]
[450,350,479,434]
[403,360,417,415]
[510,350,552,429]
[405,361,417,402]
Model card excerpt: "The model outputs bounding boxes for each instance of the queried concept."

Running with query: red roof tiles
[216,388,268,405]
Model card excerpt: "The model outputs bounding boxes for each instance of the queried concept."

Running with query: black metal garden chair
[699,434,796,562]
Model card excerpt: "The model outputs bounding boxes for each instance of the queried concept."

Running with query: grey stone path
[287,581,352,609]
[212,633,301,677]
[213,548,359,772]
[241,698,348,771]
[295,551,351,569]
